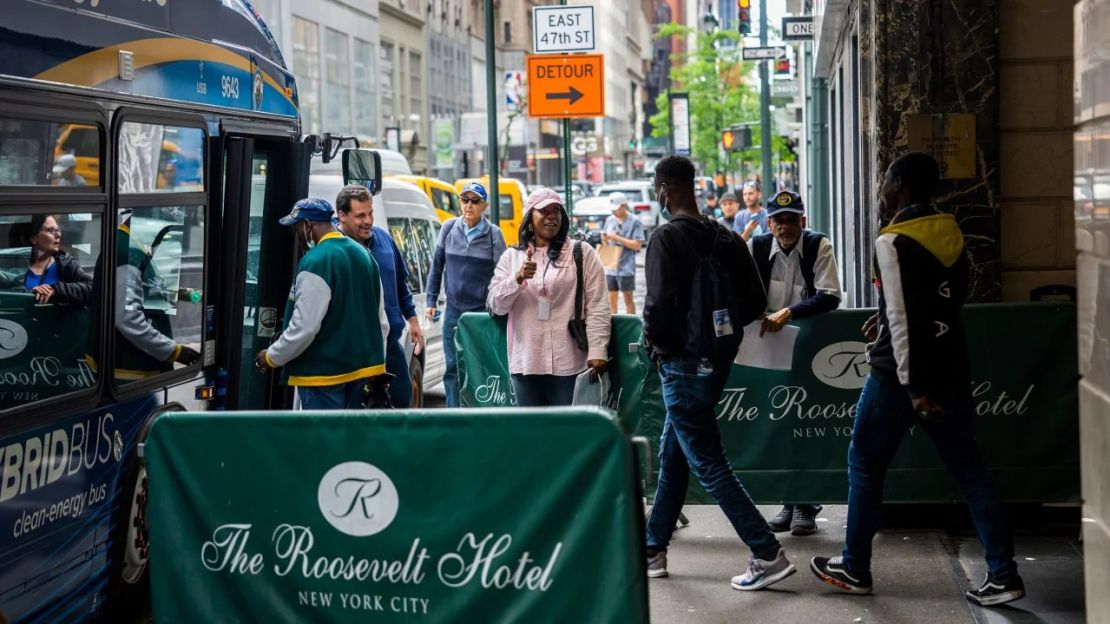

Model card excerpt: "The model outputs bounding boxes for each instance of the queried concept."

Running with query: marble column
[864,0,1001,301]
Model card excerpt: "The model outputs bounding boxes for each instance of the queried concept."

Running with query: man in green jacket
[256,198,389,409]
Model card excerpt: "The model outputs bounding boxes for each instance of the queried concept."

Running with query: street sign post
[782,16,815,41]
[526,54,605,119]
[533,5,596,53]
[742,46,787,61]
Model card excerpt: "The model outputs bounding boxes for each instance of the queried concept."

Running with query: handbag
[567,241,589,351]
[597,242,622,271]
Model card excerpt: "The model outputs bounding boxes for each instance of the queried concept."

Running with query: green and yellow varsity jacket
[266,231,389,386]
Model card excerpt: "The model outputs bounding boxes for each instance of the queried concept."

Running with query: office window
[353,39,378,139]
[503,20,511,44]
[380,41,394,123]
[324,28,351,133]
[292,16,321,134]
[409,51,422,124]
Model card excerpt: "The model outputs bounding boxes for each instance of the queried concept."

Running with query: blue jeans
[843,375,1017,578]
[646,356,780,560]
[443,309,461,407]
[510,374,577,407]
[385,337,412,408]
[299,379,368,410]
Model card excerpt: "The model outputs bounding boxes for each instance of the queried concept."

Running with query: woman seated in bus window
[23,214,93,305]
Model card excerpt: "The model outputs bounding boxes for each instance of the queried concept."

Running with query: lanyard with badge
[536,250,553,321]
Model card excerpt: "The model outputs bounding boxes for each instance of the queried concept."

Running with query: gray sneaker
[730,548,796,590]
[647,550,668,578]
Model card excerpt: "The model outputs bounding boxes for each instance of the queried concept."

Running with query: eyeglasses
[42,227,62,236]
[460,196,483,205]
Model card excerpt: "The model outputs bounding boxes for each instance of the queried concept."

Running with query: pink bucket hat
[524,187,565,212]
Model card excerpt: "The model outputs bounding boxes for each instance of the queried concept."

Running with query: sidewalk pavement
[648,505,1085,624]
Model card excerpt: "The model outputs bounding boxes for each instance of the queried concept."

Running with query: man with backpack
[642,155,796,591]
[748,190,842,535]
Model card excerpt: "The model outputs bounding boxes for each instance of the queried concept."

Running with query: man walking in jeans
[643,155,795,591]
[811,152,1024,606]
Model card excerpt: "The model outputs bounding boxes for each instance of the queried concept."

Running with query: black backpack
[677,221,765,360]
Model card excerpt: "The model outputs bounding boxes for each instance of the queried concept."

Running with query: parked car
[308,173,445,407]
[392,174,461,224]
[594,181,661,236]
[571,196,611,247]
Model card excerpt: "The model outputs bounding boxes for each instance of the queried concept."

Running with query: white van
[308,173,445,406]
[312,147,413,177]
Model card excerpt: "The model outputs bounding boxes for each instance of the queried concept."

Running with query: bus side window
[0,117,103,187]
[112,206,205,383]
[0,212,101,409]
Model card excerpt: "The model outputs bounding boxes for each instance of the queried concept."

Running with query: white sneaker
[730,548,796,590]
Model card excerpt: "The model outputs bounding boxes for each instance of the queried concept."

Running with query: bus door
[216,134,310,410]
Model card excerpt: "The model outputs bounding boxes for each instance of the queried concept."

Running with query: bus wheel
[410,356,424,408]
[104,460,151,621]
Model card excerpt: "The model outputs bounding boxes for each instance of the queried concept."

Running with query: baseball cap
[608,191,629,208]
[52,153,77,175]
[766,190,805,216]
[720,191,738,202]
[525,187,564,212]
[461,181,487,200]
[279,197,335,226]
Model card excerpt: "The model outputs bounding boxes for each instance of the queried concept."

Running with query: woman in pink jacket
[487,188,611,406]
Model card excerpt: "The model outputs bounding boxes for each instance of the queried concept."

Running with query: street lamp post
[759,0,772,194]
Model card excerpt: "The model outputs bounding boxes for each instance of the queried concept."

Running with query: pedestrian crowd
[255,150,1024,608]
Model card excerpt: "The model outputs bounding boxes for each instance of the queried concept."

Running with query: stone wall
[1075,1,1110,620]
[999,0,1076,302]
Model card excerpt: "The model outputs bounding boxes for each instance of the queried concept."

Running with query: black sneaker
[810,556,873,594]
[767,505,793,532]
[966,573,1025,606]
[790,505,819,536]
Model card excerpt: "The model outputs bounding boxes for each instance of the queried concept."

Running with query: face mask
[658,184,672,221]
[303,223,316,250]
[661,207,673,222]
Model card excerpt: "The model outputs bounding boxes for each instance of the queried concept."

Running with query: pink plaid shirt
[487,242,611,376]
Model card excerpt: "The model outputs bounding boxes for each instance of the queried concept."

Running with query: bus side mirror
[342,149,383,195]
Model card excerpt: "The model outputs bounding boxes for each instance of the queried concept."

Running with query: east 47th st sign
[533,6,596,54]
[526,54,605,119]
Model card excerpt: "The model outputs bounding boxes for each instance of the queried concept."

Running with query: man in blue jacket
[424,182,507,407]
[335,184,425,408]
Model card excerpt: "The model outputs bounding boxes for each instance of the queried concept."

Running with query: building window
[503,20,511,45]
[353,39,378,140]
[380,41,395,124]
[292,16,321,134]
[409,51,423,126]
[324,28,351,133]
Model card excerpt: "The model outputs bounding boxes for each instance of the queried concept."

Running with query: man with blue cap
[748,189,842,535]
[425,181,506,406]
[255,197,390,409]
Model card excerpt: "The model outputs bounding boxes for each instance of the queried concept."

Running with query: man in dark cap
[255,198,390,410]
[748,189,842,535]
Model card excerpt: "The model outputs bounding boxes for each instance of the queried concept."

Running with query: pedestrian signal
[775,56,791,76]
[722,129,736,150]
[738,0,752,35]
[722,127,751,151]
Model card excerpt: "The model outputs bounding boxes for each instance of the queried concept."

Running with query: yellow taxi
[454,176,527,246]
[391,175,461,223]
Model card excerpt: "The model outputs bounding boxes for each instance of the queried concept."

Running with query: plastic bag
[571,368,610,407]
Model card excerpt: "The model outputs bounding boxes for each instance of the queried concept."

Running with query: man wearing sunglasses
[425,182,507,406]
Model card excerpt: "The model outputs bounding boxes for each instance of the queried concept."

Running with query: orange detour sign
[526,54,605,119]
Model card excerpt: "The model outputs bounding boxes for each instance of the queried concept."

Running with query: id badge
[712,308,734,337]
[537,298,551,321]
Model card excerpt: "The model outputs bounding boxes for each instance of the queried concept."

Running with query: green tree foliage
[649,23,793,177]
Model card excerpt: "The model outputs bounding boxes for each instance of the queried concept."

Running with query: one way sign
[527,53,605,119]
[742,46,787,61]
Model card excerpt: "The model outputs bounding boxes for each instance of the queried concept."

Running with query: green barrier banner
[0,296,93,407]
[456,304,1078,503]
[146,409,648,623]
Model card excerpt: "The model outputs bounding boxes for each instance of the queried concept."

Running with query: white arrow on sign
[741,46,787,61]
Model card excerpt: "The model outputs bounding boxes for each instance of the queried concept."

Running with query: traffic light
[738,0,751,35]
[722,129,736,150]
[775,56,791,76]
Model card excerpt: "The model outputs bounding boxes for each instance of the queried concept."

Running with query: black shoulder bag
[567,241,590,351]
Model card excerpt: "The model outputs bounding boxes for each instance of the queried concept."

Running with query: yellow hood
[880,213,964,267]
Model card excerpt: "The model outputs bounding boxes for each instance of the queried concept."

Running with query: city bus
[0,1,379,621]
